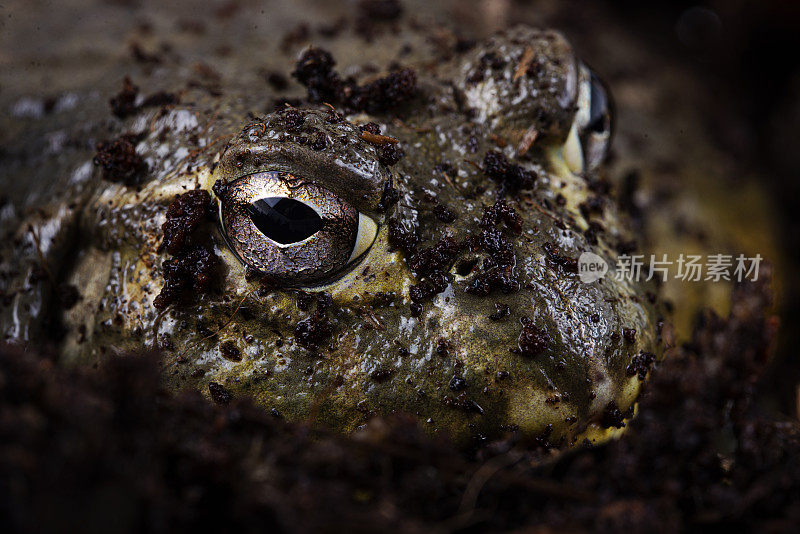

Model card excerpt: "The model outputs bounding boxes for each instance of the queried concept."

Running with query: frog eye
[563,64,614,174]
[216,171,378,286]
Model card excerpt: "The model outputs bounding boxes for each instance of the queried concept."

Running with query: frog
[1,16,667,448]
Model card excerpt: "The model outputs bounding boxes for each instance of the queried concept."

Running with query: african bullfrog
[9,0,784,448]
[0,20,668,447]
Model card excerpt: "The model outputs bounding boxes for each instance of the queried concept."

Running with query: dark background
[604,0,800,415]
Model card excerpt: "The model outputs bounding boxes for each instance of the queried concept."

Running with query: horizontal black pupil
[246,197,323,245]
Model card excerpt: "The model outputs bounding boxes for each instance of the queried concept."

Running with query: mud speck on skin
[482,150,536,196]
[379,144,405,166]
[433,204,457,223]
[153,246,221,310]
[623,328,637,344]
[208,381,232,404]
[464,200,521,296]
[443,393,484,415]
[407,237,461,304]
[387,219,418,253]
[109,76,139,118]
[294,293,334,350]
[600,401,630,429]
[109,76,179,119]
[626,351,656,380]
[489,303,511,321]
[350,67,417,114]
[370,368,395,382]
[161,189,213,255]
[291,47,339,103]
[377,182,400,212]
[93,134,148,185]
[220,341,242,362]
[58,284,82,310]
[448,376,467,391]
[513,317,549,357]
[153,191,221,310]
[542,242,579,273]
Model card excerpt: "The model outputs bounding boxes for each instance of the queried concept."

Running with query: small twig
[516,125,539,156]
[513,46,535,81]
[359,307,384,330]
[360,131,399,146]
[440,171,457,191]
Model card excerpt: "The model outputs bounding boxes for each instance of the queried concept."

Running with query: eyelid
[216,142,390,218]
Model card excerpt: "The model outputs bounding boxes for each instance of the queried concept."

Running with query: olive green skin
[0,23,661,446]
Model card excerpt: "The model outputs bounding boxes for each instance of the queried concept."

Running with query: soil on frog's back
[1,267,797,532]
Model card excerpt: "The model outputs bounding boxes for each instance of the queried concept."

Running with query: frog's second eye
[217,171,378,286]
[563,65,615,174]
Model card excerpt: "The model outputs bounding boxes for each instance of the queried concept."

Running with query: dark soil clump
[379,143,405,166]
[406,237,462,305]
[542,242,579,273]
[292,47,417,114]
[626,350,656,380]
[109,76,139,118]
[153,246,220,310]
[208,381,233,404]
[482,150,536,197]
[1,268,798,532]
[219,341,242,362]
[294,292,334,350]
[153,190,220,310]
[93,133,148,185]
[513,317,549,357]
[161,189,213,255]
[109,76,179,119]
[464,200,521,296]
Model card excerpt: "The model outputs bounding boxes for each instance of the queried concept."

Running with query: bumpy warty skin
[0,25,663,447]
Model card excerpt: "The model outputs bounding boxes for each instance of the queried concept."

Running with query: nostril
[454,258,480,277]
